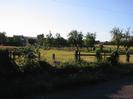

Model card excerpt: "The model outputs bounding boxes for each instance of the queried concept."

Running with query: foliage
[28,38,37,45]
[46,32,54,47]
[54,33,68,47]
[110,27,123,49]
[8,46,40,72]
[110,27,133,50]
[68,30,83,50]
[37,34,46,47]
[1,47,133,98]
[0,49,18,76]
[84,32,96,49]
[1,27,133,49]
[110,49,119,64]
[121,28,133,48]
[95,48,102,62]
[0,32,6,45]
[6,35,27,46]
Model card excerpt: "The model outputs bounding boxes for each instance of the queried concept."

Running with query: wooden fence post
[75,50,78,62]
[78,51,80,61]
[52,53,55,62]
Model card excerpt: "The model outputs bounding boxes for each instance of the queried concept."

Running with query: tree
[37,34,45,47]
[6,37,15,46]
[110,27,123,50]
[46,32,54,47]
[55,33,61,47]
[122,28,132,49]
[0,32,7,45]
[85,32,96,50]
[55,33,67,47]
[11,35,26,46]
[68,30,83,50]
[28,38,37,45]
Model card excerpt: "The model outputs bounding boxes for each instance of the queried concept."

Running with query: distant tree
[60,37,68,47]
[54,33,67,47]
[12,35,26,46]
[46,32,54,47]
[6,37,15,46]
[110,27,123,50]
[28,38,37,45]
[122,27,133,49]
[68,30,83,50]
[37,34,45,47]
[54,33,61,47]
[0,32,7,45]
[84,32,96,50]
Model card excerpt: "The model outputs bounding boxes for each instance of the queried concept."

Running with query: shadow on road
[34,76,133,99]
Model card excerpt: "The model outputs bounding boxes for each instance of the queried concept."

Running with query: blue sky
[0,0,133,41]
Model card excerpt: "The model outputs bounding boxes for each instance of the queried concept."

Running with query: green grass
[40,49,75,64]
[40,49,99,64]
[119,55,133,63]
[40,49,133,64]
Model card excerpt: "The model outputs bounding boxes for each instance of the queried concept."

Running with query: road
[34,76,133,99]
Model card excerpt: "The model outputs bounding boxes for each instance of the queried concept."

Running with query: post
[52,53,55,62]
[75,50,78,62]
[126,49,130,62]
[78,51,80,62]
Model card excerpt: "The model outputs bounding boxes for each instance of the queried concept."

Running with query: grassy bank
[1,60,133,98]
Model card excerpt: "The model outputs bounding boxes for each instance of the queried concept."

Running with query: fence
[75,51,133,63]
[46,50,133,65]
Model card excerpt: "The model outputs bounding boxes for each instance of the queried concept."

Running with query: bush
[0,49,18,77]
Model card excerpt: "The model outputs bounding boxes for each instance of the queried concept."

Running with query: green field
[1,45,133,64]
[40,49,75,63]
[40,49,97,64]
[40,49,133,64]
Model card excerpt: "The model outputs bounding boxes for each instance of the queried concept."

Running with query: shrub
[0,49,18,78]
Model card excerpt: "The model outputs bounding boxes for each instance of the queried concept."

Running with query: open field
[40,49,133,64]
[1,45,133,64]
[40,49,75,63]
[40,49,97,64]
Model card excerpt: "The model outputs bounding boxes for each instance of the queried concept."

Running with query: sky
[0,0,133,41]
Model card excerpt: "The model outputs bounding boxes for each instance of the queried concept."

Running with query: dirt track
[34,76,133,99]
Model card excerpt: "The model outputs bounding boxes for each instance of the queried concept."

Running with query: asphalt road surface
[34,76,133,99]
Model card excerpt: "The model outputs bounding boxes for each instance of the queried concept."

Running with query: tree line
[111,27,133,50]
[0,30,96,49]
[0,27,133,50]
